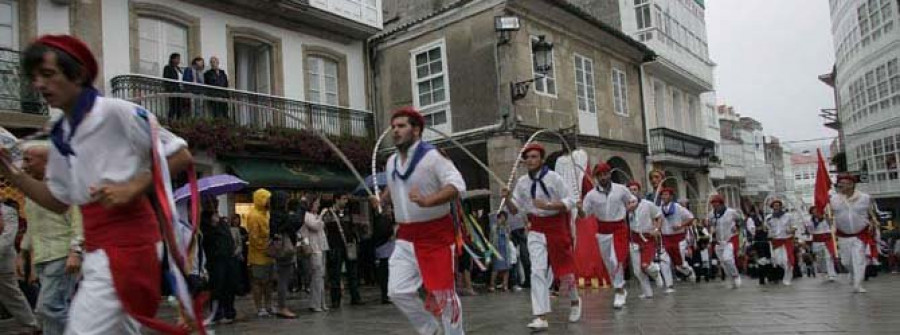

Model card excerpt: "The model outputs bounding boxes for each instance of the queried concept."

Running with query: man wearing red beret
[707,194,743,289]
[657,187,696,293]
[578,162,637,309]
[0,35,194,334]
[765,199,799,286]
[501,142,581,330]
[625,181,663,299]
[805,206,837,281]
[375,107,467,335]
[829,173,877,293]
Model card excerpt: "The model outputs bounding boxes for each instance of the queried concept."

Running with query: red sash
[397,215,456,291]
[771,238,795,267]
[81,197,188,335]
[812,233,838,259]
[597,220,629,268]
[630,232,656,268]
[662,232,687,266]
[837,230,878,258]
[575,216,605,282]
[528,213,575,278]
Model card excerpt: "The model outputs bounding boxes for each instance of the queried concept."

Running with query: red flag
[813,148,831,216]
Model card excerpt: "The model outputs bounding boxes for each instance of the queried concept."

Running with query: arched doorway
[606,156,633,184]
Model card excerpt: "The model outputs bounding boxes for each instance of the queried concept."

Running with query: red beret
[522,143,545,158]
[34,35,98,85]
[769,199,783,208]
[626,181,641,189]
[391,106,425,128]
[659,187,676,196]
[593,163,611,175]
[836,173,857,184]
[709,194,725,204]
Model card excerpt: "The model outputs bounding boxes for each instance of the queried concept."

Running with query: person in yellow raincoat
[246,188,273,317]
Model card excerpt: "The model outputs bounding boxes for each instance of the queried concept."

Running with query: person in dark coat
[203,56,229,119]
[323,194,361,307]
[162,53,185,120]
[269,191,300,318]
[200,197,240,323]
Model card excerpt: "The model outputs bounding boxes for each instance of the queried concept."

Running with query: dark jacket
[371,211,395,249]
[200,211,239,298]
[324,207,356,250]
[183,67,204,84]
[204,69,229,87]
[163,64,181,81]
[269,191,301,242]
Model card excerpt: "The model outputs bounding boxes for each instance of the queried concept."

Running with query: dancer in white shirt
[375,107,467,335]
[578,163,636,309]
[707,195,743,289]
[625,182,662,299]
[805,206,837,281]
[657,187,696,292]
[829,173,877,293]
[765,199,798,286]
[502,142,581,331]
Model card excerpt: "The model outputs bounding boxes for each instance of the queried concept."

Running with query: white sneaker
[568,297,582,322]
[827,275,837,282]
[613,290,627,309]
[527,318,549,330]
[664,287,675,294]
[783,279,792,286]
[732,276,742,289]
[854,287,867,294]
[257,309,270,317]
[645,263,660,278]
[639,294,653,299]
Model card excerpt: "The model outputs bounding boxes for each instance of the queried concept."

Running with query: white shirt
[630,199,661,233]
[660,202,694,235]
[806,217,832,235]
[708,207,741,243]
[45,97,187,205]
[765,213,796,239]
[512,169,575,217]
[386,141,465,223]
[582,182,635,222]
[830,191,872,235]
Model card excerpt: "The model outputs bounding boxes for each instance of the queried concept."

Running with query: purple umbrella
[174,174,248,203]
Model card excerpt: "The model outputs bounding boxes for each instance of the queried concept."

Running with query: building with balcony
[716,104,745,209]
[0,0,381,217]
[618,0,717,212]
[791,148,836,212]
[373,0,653,209]
[827,0,900,216]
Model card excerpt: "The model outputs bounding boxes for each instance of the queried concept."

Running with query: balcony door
[234,39,273,126]
[137,17,188,76]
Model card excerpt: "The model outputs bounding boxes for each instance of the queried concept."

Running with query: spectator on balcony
[162,52,186,120]
[183,57,206,117]
[203,56,229,119]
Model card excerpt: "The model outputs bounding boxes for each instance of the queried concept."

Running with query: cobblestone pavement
[3,274,899,334]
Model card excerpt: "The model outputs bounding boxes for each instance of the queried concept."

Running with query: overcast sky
[706,0,838,151]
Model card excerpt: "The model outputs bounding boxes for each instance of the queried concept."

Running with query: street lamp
[511,35,553,101]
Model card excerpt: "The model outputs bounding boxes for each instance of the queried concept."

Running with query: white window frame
[530,35,557,98]
[410,38,452,132]
[137,16,189,77]
[612,67,629,116]
[0,0,18,50]
[306,56,339,106]
[574,54,597,114]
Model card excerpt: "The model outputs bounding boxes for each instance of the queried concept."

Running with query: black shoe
[381,298,392,304]
[350,300,364,306]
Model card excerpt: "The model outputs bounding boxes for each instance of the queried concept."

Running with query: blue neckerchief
[811,216,821,229]
[392,141,434,181]
[529,166,550,199]
[662,202,677,217]
[50,87,99,157]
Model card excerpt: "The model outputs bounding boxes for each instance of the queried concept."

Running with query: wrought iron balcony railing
[0,47,47,115]
[110,74,373,139]
[649,127,716,166]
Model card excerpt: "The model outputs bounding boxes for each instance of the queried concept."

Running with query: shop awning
[223,158,359,190]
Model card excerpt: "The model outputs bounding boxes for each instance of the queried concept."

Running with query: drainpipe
[638,54,656,185]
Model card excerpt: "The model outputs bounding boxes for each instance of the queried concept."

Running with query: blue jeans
[35,257,77,335]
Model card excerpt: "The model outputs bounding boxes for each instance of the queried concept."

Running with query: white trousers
[772,246,793,284]
[66,249,140,335]
[714,242,739,279]
[838,236,868,290]
[596,233,625,289]
[629,242,653,297]
[659,240,688,288]
[811,242,837,278]
[528,231,578,316]
[388,240,464,335]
